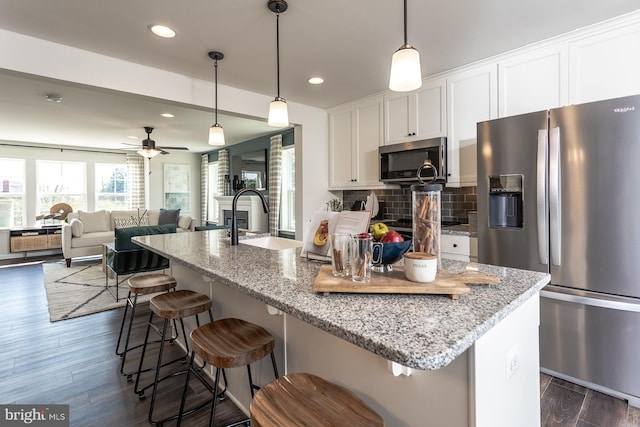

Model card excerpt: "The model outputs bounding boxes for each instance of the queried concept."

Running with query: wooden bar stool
[250,372,384,427]
[176,318,279,427]
[134,289,214,426]
[115,273,177,380]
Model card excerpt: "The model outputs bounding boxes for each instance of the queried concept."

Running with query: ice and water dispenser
[488,175,523,228]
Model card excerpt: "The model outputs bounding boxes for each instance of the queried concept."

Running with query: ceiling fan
[125,126,189,158]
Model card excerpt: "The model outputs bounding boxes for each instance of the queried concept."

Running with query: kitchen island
[133,230,550,427]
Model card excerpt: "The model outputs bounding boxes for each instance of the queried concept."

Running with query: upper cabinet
[498,45,568,117]
[327,12,640,190]
[383,78,447,145]
[446,64,498,187]
[569,21,640,104]
[328,96,385,190]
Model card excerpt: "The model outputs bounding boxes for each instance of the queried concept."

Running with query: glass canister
[412,183,442,269]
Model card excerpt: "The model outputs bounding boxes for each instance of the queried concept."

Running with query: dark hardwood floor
[540,372,640,426]
[1,258,640,427]
[0,260,246,427]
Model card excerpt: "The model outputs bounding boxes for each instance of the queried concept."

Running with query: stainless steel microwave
[379,137,447,184]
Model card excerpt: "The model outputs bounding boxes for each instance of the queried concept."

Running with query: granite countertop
[133,231,549,371]
[442,224,477,237]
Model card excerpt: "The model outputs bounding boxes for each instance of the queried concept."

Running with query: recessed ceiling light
[308,77,324,85]
[161,113,174,118]
[148,24,176,38]
[45,93,63,103]
[127,135,138,139]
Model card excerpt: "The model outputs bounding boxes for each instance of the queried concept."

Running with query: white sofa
[62,209,195,267]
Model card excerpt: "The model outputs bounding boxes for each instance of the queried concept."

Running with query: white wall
[147,151,201,222]
[0,29,332,240]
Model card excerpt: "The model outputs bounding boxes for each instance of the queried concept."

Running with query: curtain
[126,154,145,209]
[217,149,229,195]
[200,154,209,226]
[268,134,282,236]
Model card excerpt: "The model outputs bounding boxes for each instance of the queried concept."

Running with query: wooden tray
[313,264,500,299]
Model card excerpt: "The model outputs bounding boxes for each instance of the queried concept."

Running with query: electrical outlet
[506,346,520,380]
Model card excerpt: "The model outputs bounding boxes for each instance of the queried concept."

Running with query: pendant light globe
[267,0,289,127]
[208,51,226,146]
[268,97,289,127]
[209,123,225,146]
[389,0,422,92]
[389,44,422,92]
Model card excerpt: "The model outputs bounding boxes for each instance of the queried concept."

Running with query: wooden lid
[250,373,384,427]
[190,318,275,369]
[404,251,436,260]
[127,274,177,294]
[150,290,212,319]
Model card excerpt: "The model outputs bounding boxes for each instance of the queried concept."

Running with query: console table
[9,226,63,253]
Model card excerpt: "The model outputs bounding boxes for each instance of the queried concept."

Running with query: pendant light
[267,0,289,127]
[389,0,422,92]
[208,51,226,146]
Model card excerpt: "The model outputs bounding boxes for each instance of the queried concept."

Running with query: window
[0,158,25,227]
[208,161,219,223]
[36,160,86,217]
[280,146,295,231]
[96,163,128,210]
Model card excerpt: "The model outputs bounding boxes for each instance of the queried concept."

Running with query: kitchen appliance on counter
[379,137,447,184]
[477,94,640,407]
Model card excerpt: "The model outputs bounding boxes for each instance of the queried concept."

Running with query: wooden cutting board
[313,264,499,300]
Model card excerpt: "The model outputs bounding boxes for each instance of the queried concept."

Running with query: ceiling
[0,0,638,153]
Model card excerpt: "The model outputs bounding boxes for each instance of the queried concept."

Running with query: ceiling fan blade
[159,146,189,151]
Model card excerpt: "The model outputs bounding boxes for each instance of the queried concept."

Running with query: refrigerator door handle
[541,285,640,313]
[549,127,561,266]
[537,129,549,265]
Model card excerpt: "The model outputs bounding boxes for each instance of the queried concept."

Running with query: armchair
[105,224,176,301]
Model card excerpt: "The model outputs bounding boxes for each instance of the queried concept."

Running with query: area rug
[42,259,152,322]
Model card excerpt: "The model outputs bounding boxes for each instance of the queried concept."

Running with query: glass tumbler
[329,233,350,277]
[350,233,373,283]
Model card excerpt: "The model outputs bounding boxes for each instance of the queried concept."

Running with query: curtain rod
[0,142,127,156]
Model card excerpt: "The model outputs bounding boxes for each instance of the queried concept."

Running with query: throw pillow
[177,215,191,230]
[69,218,84,237]
[158,208,180,225]
[77,210,110,233]
[114,215,149,228]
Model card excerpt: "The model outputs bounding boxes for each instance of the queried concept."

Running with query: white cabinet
[441,234,478,263]
[446,65,498,187]
[383,78,446,145]
[498,45,568,117]
[569,21,640,104]
[328,96,385,189]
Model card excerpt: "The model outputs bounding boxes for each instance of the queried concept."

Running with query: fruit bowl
[371,239,412,272]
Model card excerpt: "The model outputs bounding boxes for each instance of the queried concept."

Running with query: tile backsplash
[342,186,477,224]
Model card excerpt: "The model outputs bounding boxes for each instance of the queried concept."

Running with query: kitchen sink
[240,236,303,250]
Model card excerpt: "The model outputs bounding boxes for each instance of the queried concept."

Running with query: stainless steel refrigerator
[477,94,640,406]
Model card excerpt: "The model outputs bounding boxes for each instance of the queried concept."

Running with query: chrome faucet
[231,188,270,245]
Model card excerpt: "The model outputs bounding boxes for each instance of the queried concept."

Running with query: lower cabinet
[441,234,478,263]
[9,227,62,253]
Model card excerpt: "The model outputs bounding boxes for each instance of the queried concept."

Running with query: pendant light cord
[214,58,219,125]
[275,7,281,98]
[403,0,408,46]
